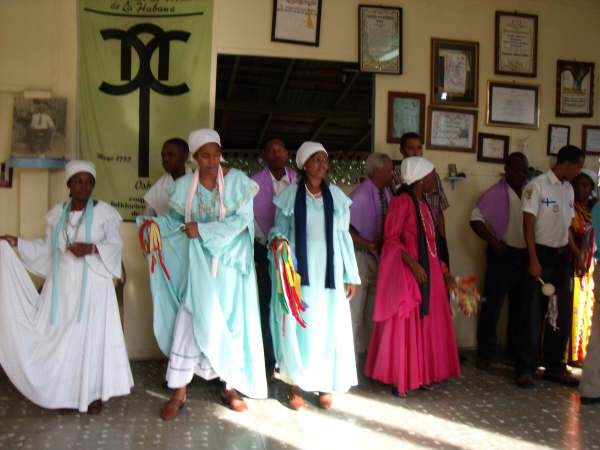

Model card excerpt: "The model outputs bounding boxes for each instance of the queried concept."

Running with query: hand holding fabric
[0,235,17,247]
[181,222,200,239]
[68,242,95,257]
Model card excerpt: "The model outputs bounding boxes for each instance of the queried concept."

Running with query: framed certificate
[547,124,570,156]
[582,126,600,154]
[426,106,477,153]
[495,11,538,77]
[359,5,402,74]
[477,133,509,164]
[271,0,322,46]
[487,81,540,129]
[387,92,425,143]
[431,38,479,107]
[556,60,594,117]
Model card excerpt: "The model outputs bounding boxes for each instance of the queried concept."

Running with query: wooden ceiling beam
[226,55,241,100]
[255,113,273,149]
[215,99,368,119]
[310,117,329,140]
[334,71,360,107]
[348,127,372,152]
[275,59,296,104]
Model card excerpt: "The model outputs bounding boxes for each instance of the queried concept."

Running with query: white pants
[165,305,221,389]
[350,249,378,355]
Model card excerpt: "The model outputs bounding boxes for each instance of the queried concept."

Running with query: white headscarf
[188,128,225,164]
[296,141,327,170]
[401,156,434,186]
[580,168,598,186]
[65,160,96,183]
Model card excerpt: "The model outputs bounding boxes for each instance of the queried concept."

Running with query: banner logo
[99,23,190,177]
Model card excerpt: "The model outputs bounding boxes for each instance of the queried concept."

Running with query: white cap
[65,160,96,183]
[188,128,221,154]
[401,156,434,186]
[296,141,327,170]
[580,168,598,186]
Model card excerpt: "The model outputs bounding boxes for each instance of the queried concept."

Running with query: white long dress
[0,201,133,412]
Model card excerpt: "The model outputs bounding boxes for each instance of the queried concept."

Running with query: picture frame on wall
[386,92,425,143]
[477,133,509,164]
[556,60,595,117]
[430,38,479,107]
[495,11,538,77]
[271,0,322,46]
[487,81,540,129]
[547,124,570,156]
[582,125,600,154]
[427,106,478,152]
[358,5,402,74]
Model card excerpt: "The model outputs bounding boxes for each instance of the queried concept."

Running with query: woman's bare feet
[318,392,333,409]
[220,387,248,412]
[288,385,305,410]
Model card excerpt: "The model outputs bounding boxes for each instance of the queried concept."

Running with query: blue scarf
[51,197,94,324]
[294,181,335,289]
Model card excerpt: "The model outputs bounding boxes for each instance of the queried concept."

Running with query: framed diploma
[477,133,509,164]
[487,81,540,129]
[556,60,594,117]
[582,126,600,154]
[387,92,425,143]
[547,124,570,156]
[495,11,538,77]
[431,38,479,107]
[426,106,478,153]
[359,5,402,74]
[271,0,322,46]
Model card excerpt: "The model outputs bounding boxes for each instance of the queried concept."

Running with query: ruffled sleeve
[372,194,421,322]
[330,185,360,285]
[16,203,63,278]
[86,202,123,279]
[268,183,298,244]
[195,169,259,257]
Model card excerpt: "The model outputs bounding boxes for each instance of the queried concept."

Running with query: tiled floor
[0,356,597,450]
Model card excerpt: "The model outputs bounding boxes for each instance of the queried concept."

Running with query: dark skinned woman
[0,160,132,414]
[269,141,360,410]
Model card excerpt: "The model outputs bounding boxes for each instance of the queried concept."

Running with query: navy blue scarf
[294,181,335,289]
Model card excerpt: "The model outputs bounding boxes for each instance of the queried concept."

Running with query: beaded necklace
[418,201,437,258]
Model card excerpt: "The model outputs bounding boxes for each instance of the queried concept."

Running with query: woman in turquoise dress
[269,141,360,410]
[138,129,266,418]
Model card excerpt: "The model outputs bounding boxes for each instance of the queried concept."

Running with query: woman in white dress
[0,160,133,414]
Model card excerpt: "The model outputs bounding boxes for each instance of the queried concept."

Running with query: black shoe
[580,396,600,405]
[516,373,535,388]
[543,371,580,387]
[476,357,491,370]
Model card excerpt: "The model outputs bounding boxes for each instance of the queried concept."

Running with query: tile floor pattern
[0,357,598,450]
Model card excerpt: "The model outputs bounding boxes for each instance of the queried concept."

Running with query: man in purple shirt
[252,139,296,379]
[349,153,394,357]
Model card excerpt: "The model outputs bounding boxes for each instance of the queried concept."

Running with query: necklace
[63,207,85,248]
[418,202,437,258]
[305,184,322,200]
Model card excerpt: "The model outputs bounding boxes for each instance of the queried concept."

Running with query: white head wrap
[65,160,96,183]
[401,156,434,186]
[296,141,327,170]
[188,128,225,163]
[580,168,598,186]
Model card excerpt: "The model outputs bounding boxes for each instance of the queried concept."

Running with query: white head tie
[296,141,327,170]
[65,160,96,183]
[401,156,434,186]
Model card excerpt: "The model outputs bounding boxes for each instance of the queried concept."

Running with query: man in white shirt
[470,153,529,370]
[252,139,296,379]
[143,138,190,216]
[516,145,584,388]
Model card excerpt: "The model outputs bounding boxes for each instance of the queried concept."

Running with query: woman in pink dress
[364,156,460,396]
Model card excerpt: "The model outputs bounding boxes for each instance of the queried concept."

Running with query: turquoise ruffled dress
[268,184,361,393]
[138,168,267,399]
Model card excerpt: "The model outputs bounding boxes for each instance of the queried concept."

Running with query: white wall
[1,0,600,355]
